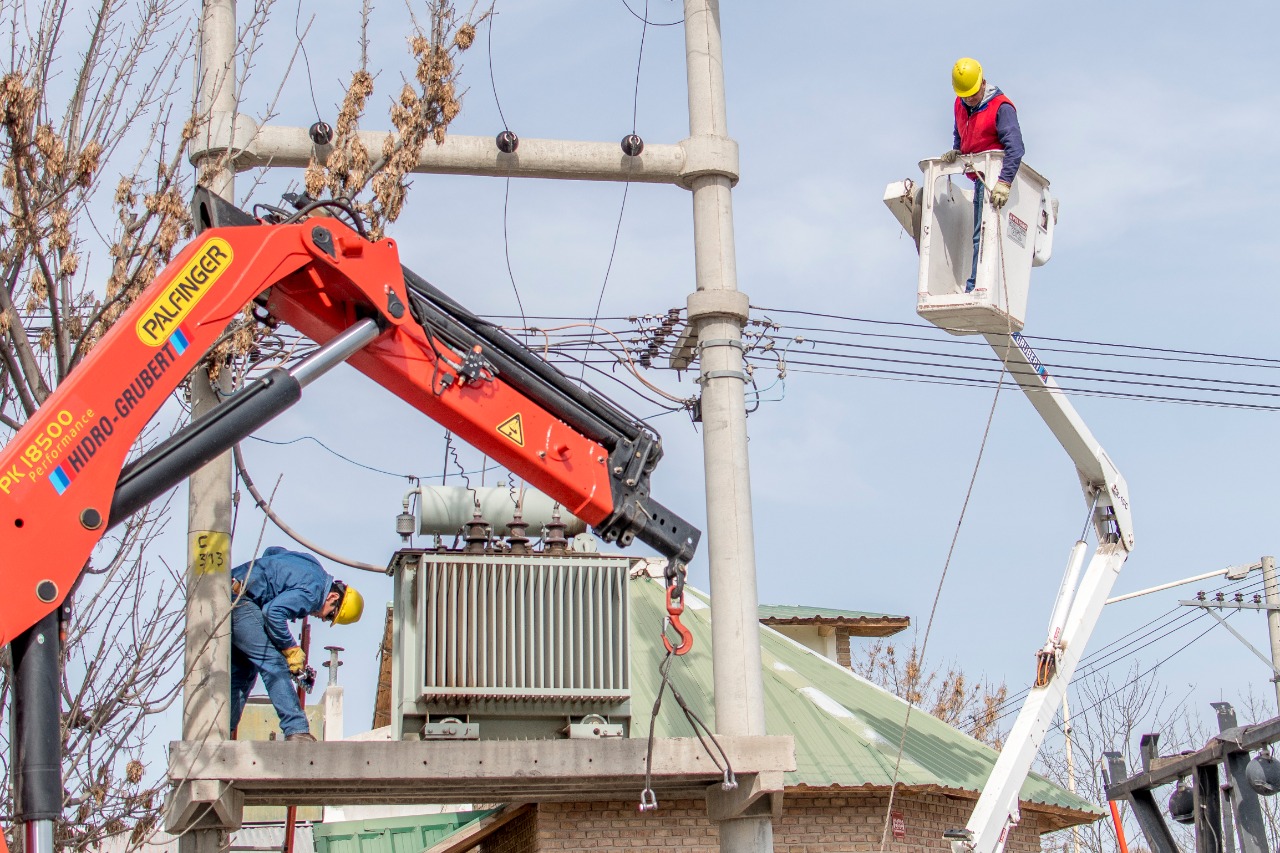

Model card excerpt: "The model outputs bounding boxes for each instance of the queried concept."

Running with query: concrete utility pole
[1263,556,1280,713]
[1062,695,1079,853]
[177,2,237,850]
[681,2,772,851]
[1175,558,1280,715]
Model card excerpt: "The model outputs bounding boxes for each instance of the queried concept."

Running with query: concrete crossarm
[189,116,740,189]
[982,331,1134,550]
[166,735,795,826]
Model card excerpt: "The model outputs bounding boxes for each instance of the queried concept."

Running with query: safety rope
[639,649,736,812]
[877,161,1017,852]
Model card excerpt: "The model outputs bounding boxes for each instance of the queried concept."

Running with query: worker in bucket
[941,57,1024,292]
[229,546,365,741]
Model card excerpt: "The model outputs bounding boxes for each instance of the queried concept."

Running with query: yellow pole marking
[191,530,231,575]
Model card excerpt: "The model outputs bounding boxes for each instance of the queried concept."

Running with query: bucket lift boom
[885,154,1134,853]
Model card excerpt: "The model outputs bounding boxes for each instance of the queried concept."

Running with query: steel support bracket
[700,370,746,383]
[164,779,244,833]
[705,771,784,822]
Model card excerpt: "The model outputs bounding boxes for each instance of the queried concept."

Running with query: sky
[131,0,1280,788]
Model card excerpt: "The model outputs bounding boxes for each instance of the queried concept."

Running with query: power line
[245,434,503,481]
[777,336,1280,394]
[484,5,527,334]
[618,0,683,26]
[784,364,1280,412]
[581,0,650,378]
[752,306,1280,368]
[477,309,1280,413]
[970,574,1270,733]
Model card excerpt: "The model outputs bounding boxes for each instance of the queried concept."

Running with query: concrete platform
[167,735,795,807]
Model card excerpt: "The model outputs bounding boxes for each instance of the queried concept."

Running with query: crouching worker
[229,546,365,741]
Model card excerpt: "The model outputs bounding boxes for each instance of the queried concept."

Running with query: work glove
[941,149,960,164]
[282,646,306,675]
[990,181,1011,209]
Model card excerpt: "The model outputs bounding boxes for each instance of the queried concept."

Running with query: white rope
[877,168,1017,852]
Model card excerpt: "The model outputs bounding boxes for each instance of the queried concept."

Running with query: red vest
[954,93,1014,154]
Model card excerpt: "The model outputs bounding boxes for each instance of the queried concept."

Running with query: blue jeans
[966,181,984,292]
[230,598,309,736]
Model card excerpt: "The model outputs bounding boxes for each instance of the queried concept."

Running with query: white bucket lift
[884,153,1055,335]
[884,157,1132,853]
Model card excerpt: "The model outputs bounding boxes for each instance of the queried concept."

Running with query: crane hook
[662,585,693,656]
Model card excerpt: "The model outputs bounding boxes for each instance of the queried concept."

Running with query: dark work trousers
[229,598,309,736]
[967,180,985,292]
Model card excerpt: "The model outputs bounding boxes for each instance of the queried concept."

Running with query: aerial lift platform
[886,153,1133,853]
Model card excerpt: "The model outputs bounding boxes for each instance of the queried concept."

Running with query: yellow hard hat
[333,584,364,625]
[952,57,983,98]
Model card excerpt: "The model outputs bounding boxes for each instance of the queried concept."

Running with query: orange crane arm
[0,190,699,648]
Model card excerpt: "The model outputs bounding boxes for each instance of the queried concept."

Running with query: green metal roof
[628,577,1100,820]
[758,604,907,621]
[312,810,497,853]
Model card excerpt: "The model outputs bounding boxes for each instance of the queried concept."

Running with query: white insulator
[414,486,588,538]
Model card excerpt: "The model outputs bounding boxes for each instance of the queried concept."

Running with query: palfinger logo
[136,238,233,346]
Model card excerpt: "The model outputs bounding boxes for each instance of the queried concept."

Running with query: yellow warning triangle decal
[497,413,524,447]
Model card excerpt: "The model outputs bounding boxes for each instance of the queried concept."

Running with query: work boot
[285,732,316,742]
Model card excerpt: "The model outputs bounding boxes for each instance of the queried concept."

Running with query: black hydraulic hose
[402,267,655,450]
[193,186,659,456]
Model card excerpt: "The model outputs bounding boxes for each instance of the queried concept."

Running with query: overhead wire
[478,309,1280,412]
[780,364,1280,411]
[540,348,687,413]
[1047,618,1224,734]
[968,573,1270,735]
[978,582,1255,728]
[485,4,527,334]
[768,319,1280,372]
[772,335,1280,395]
[483,326,1280,418]
[618,0,683,26]
[879,210,1020,852]
[292,0,324,125]
[752,306,1280,368]
[507,321,691,406]
[245,434,503,481]
[233,444,386,574]
[781,365,1280,412]
[580,0,655,378]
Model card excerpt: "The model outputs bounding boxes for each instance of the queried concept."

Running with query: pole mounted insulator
[496,130,519,153]
[506,511,531,555]
[621,134,644,157]
[463,511,490,554]
[309,121,334,146]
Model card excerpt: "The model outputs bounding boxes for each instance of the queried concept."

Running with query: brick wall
[534,791,1043,853]
[482,806,538,853]
[836,627,854,668]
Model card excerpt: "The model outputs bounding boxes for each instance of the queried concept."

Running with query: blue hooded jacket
[230,546,333,651]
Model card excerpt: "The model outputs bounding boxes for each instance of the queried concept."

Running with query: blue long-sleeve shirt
[952,87,1024,185]
[231,546,333,651]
